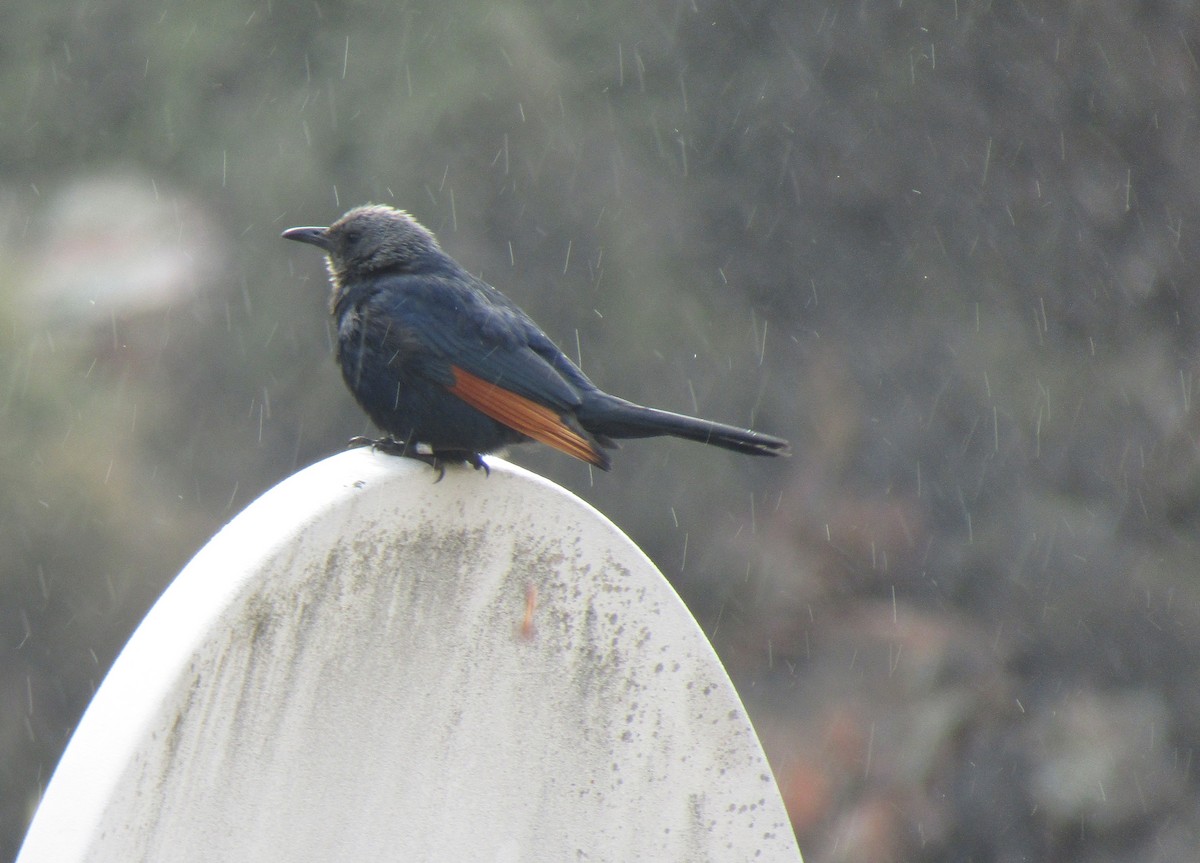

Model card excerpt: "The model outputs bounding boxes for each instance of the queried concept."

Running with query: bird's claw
[347,436,489,480]
[464,452,490,476]
[420,451,488,482]
[347,435,411,456]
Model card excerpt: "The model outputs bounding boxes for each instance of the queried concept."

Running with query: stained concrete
[19,450,800,862]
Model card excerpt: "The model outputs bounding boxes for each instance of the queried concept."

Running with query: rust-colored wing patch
[447,366,609,468]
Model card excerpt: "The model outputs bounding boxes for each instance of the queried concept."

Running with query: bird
[282,204,790,475]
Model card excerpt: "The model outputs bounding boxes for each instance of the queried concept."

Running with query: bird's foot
[347,435,412,456]
[347,437,489,480]
[422,449,490,479]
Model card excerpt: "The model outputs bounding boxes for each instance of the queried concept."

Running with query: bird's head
[282,204,443,283]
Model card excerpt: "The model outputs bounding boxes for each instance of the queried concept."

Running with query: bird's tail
[577,394,790,458]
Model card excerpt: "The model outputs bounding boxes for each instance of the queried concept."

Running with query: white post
[18,450,801,862]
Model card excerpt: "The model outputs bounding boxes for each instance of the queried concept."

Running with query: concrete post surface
[18,450,801,862]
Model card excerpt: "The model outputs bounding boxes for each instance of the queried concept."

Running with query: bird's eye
[343,229,363,246]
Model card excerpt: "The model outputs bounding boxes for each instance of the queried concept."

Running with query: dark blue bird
[283,204,789,474]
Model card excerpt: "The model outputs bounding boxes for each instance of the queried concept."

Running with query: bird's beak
[281,225,332,251]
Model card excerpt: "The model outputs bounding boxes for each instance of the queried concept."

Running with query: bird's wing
[369,274,609,467]
[443,366,606,466]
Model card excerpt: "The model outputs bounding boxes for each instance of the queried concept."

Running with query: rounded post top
[20,450,801,862]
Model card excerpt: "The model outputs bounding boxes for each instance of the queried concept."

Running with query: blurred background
[3,1,1200,860]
